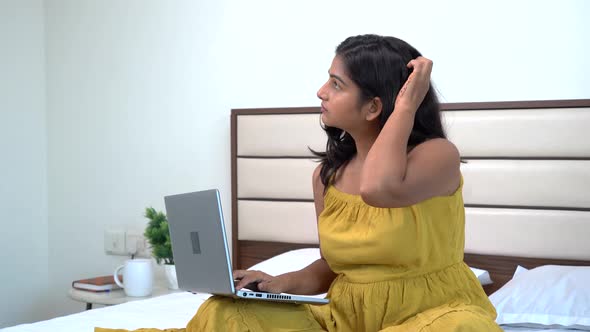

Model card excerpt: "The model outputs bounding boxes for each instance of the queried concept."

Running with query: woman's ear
[365,97,382,122]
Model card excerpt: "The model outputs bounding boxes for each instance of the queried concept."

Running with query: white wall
[0,0,48,327]
[3,0,589,326]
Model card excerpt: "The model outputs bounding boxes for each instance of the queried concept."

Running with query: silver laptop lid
[164,189,235,295]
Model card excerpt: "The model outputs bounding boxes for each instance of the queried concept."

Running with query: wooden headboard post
[230,110,239,269]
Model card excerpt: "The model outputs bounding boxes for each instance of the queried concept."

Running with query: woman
[189,34,500,331]
[98,34,501,332]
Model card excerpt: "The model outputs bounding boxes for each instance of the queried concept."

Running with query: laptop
[164,189,329,305]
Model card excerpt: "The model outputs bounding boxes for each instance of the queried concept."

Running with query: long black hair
[312,34,446,188]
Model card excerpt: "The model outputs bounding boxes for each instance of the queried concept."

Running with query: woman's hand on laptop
[233,270,287,294]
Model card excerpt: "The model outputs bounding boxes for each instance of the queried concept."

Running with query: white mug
[114,258,153,297]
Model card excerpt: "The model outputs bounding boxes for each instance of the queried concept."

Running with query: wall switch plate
[104,229,126,255]
[125,232,146,256]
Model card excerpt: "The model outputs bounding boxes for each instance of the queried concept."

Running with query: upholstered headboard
[230,100,590,294]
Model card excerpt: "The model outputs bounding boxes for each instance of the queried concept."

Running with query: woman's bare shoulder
[409,138,460,161]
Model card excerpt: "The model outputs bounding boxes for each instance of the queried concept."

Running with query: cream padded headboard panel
[236,201,590,260]
[238,158,590,208]
[237,108,590,157]
[234,104,590,260]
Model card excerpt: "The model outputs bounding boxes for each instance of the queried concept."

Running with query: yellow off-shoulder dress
[97,179,501,332]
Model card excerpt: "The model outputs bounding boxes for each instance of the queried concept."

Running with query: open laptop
[164,189,329,305]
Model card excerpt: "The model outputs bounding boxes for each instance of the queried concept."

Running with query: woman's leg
[380,303,502,332]
[186,296,326,332]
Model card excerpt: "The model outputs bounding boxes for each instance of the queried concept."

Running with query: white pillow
[490,265,590,330]
[513,265,529,277]
[470,266,493,285]
[249,248,322,276]
[249,248,492,285]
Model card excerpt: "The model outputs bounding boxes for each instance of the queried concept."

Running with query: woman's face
[317,56,368,132]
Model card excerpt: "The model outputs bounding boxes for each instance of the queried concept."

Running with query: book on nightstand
[72,275,123,292]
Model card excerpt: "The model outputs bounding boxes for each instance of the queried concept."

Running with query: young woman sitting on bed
[98,34,502,332]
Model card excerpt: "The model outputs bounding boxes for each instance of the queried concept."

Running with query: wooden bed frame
[230,99,590,295]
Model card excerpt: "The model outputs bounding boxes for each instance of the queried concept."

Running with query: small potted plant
[144,207,177,289]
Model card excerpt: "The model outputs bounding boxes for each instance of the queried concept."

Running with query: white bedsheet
[3,292,573,332]
[2,292,210,332]
[502,327,579,332]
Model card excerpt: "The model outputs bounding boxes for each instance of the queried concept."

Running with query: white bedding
[1,292,209,332]
[502,328,578,332]
[4,249,586,332]
[2,291,568,332]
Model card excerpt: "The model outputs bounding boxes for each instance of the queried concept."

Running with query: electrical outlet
[125,231,149,257]
[104,229,126,255]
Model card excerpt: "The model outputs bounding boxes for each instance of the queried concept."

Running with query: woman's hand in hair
[394,56,433,113]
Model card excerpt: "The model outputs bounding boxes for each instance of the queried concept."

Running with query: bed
[4,99,590,332]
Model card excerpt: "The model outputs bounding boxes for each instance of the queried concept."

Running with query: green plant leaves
[143,207,174,265]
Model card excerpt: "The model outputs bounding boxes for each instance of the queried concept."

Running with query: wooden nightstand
[68,283,179,310]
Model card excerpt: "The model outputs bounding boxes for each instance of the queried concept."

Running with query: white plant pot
[164,264,179,290]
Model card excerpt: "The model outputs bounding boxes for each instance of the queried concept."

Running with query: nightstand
[68,283,179,310]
